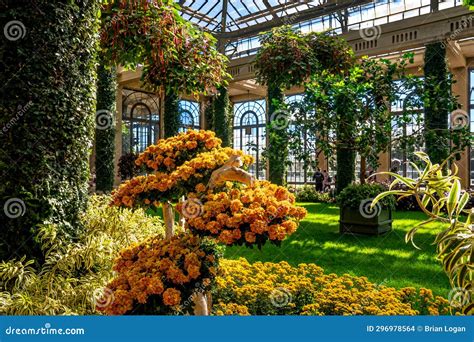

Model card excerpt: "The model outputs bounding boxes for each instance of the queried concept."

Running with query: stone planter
[339,206,392,235]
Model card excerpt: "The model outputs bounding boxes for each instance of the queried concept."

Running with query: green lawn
[224,203,451,297]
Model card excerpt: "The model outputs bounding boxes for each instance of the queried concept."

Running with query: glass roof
[178,0,338,33]
[178,0,462,59]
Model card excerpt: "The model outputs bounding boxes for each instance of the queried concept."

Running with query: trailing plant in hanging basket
[100,0,230,96]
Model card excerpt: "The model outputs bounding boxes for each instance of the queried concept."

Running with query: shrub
[213,259,453,315]
[337,183,395,210]
[294,185,334,203]
[0,195,164,315]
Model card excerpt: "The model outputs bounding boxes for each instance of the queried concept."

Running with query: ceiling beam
[216,0,372,40]
[217,0,228,52]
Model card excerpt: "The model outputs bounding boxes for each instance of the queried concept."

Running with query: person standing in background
[313,168,324,192]
[322,170,330,192]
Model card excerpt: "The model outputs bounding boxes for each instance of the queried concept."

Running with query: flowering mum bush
[97,234,221,315]
[179,181,307,248]
[213,259,453,316]
[136,130,222,173]
[112,147,254,207]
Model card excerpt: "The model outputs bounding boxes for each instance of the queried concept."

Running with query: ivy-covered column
[204,97,215,131]
[214,86,232,147]
[163,91,180,138]
[423,42,451,165]
[95,58,116,193]
[267,83,287,185]
[0,1,100,260]
[335,93,356,194]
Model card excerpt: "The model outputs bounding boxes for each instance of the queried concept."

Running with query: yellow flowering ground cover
[213,259,453,316]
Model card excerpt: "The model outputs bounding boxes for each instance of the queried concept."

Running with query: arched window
[233,100,266,179]
[179,100,200,132]
[122,89,160,154]
[286,95,307,185]
[390,79,424,179]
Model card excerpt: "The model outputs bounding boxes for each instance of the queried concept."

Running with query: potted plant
[337,183,395,235]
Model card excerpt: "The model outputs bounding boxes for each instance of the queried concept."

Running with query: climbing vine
[95,57,116,193]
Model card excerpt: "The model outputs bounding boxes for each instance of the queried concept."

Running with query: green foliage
[0,195,165,315]
[267,84,288,186]
[305,32,355,74]
[337,183,396,210]
[204,99,215,131]
[213,87,233,147]
[372,152,474,314]
[293,186,334,203]
[255,26,354,88]
[463,0,474,9]
[163,91,180,138]
[95,57,116,192]
[0,0,101,261]
[423,43,454,165]
[255,27,354,188]
[293,54,419,193]
[101,0,229,96]
[255,26,313,88]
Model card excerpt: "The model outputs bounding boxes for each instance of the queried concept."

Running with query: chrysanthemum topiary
[112,146,253,207]
[179,181,306,248]
[97,234,221,315]
[106,130,307,315]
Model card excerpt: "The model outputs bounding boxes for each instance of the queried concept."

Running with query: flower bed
[213,259,452,316]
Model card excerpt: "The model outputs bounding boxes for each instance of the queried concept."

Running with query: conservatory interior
[1,0,473,317]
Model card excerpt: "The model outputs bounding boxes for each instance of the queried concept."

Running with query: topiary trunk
[423,42,450,165]
[267,82,287,185]
[213,87,232,147]
[95,57,116,193]
[0,0,100,261]
[163,91,180,138]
